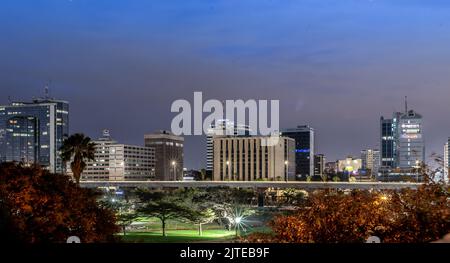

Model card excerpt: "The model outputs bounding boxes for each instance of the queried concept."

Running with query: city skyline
[1,1,450,169]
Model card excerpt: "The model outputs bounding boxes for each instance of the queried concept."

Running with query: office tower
[77,130,155,181]
[206,119,251,177]
[380,112,401,168]
[397,110,424,168]
[445,138,449,183]
[314,154,325,178]
[0,98,69,173]
[281,125,315,179]
[361,149,380,177]
[337,156,362,175]
[144,130,184,181]
[379,99,425,180]
[213,136,295,181]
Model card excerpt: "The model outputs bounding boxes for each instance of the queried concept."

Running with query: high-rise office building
[77,130,155,181]
[0,98,69,173]
[314,154,325,178]
[380,112,401,168]
[361,149,380,177]
[206,119,251,176]
[445,138,449,183]
[144,130,184,181]
[213,136,295,181]
[281,125,315,179]
[379,100,424,180]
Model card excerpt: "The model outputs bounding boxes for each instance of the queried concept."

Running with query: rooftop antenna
[44,80,53,99]
[44,84,49,99]
[404,96,408,113]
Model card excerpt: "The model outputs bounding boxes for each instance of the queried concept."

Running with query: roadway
[80,181,422,190]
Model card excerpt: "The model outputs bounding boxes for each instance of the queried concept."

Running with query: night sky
[1,0,450,169]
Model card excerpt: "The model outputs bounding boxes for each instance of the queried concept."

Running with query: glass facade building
[281,125,315,180]
[379,105,424,181]
[0,99,69,173]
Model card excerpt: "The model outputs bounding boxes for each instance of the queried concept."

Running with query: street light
[235,217,242,237]
[171,161,177,181]
[284,160,289,182]
[415,160,420,182]
[226,161,230,180]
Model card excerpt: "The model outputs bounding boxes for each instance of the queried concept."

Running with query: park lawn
[120,229,236,243]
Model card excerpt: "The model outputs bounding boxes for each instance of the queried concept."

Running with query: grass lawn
[119,215,273,243]
[120,229,236,243]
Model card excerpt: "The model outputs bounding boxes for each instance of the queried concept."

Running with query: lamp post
[226,160,230,181]
[284,160,289,182]
[415,160,420,182]
[235,217,242,237]
[172,161,177,181]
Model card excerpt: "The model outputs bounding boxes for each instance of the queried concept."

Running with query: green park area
[118,217,271,243]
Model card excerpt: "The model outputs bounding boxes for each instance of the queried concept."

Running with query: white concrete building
[361,149,380,177]
[213,136,295,181]
[79,130,155,181]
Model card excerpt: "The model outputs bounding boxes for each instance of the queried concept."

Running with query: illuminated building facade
[0,98,69,173]
[144,130,184,181]
[206,119,251,176]
[281,125,315,179]
[337,156,362,175]
[213,136,295,181]
[397,110,424,168]
[361,149,380,177]
[77,130,155,181]
[379,101,424,180]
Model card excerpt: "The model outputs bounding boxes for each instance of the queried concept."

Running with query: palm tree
[61,133,96,186]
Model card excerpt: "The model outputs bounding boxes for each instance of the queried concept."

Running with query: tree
[281,188,308,205]
[196,188,256,232]
[187,207,216,236]
[0,163,119,243]
[200,169,207,181]
[60,133,96,186]
[247,181,450,243]
[138,201,193,237]
[137,189,195,237]
[106,201,138,236]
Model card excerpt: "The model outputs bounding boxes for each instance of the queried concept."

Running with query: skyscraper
[281,125,315,180]
[380,112,401,168]
[397,110,424,168]
[144,130,184,181]
[0,98,69,173]
[379,99,424,180]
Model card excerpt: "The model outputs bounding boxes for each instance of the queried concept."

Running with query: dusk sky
[1,0,450,169]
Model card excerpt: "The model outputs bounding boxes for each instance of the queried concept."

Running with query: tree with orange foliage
[0,163,119,243]
[247,180,449,243]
